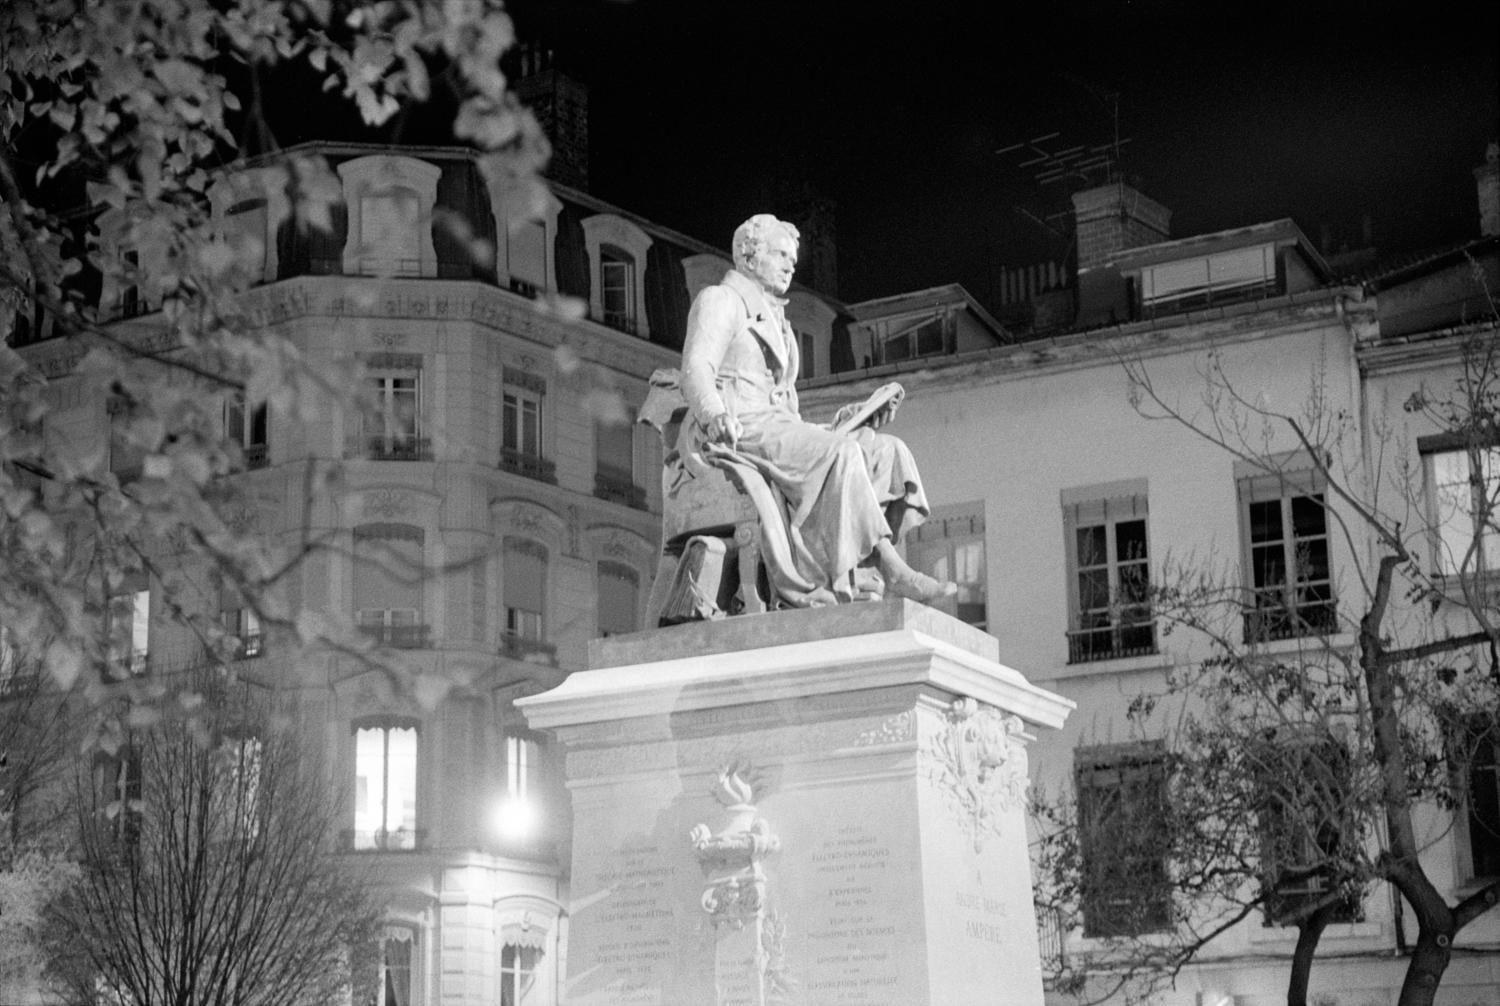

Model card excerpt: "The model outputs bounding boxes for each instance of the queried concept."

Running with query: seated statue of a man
[678,213,957,607]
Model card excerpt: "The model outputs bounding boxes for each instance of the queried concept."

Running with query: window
[878,314,951,364]
[1063,485,1153,663]
[599,246,636,333]
[1422,438,1500,575]
[1252,734,1361,925]
[594,415,642,508]
[500,944,540,1006]
[502,538,551,660]
[219,606,263,659]
[1138,243,1278,315]
[798,331,816,379]
[1238,464,1335,641]
[363,367,427,461]
[108,585,150,677]
[108,398,146,481]
[1456,716,1500,880]
[354,524,427,649]
[501,368,554,483]
[508,218,549,295]
[225,197,270,281]
[337,154,440,278]
[93,747,142,844]
[225,394,269,470]
[376,930,414,1006]
[597,561,639,637]
[214,734,263,843]
[906,504,986,629]
[1074,743,1172,937]
[581,214,653,340]
[353,719,419,851]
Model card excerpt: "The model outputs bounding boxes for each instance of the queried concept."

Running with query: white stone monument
[518,599,1073,1006]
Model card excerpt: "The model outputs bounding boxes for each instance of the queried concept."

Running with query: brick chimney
[514,47,589,192]
[1477,141,1499,238]
[1071,182,1172,270]
[1071,181,1171,327]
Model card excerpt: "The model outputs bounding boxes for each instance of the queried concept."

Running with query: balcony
[1066,619,1156,664]
[1243,600,1338,643]
[358,623,431,649]
[349,436,433,462]
[342,827,426,852]
[499,447,557,485]
[594,466,646,509]
[500,631,557,664]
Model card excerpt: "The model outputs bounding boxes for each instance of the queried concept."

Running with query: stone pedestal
[518,599,1073,1006]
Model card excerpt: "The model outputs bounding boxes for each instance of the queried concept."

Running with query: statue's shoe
[883,567,958,605]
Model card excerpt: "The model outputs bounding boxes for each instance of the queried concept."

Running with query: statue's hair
[732,214,800,272]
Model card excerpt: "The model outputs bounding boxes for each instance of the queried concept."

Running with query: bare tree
[42,685,382,1006]
[1034,323,1500,1006]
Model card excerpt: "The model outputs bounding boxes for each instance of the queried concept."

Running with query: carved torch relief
[689,767,781,929]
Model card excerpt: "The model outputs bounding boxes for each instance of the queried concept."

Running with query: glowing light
[492,797,538,841]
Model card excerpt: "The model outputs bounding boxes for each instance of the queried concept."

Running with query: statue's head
[732,214,800,297]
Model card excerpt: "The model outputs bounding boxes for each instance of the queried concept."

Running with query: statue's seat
[640,371,769,625]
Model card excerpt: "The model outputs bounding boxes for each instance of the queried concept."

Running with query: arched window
[376,926,416,1006]
[581,214,652,339]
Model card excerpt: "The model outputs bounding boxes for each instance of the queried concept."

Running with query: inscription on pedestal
[576,838,678,1005]
[803,823,901,1004]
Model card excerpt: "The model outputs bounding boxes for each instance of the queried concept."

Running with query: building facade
[803,175,1500,1004]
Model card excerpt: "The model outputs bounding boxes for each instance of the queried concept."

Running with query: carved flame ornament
[689,768,780,929]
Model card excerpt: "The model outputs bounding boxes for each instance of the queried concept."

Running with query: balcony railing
[1243,601,1338,643]
[1066,619,1156,664]
[242,443,269,470]
[500,631,557,664]
[499,447,557,484]
[357,623,431,649]
[594,466,646,509]
[349,436,433,462]
[1034,905,1066,977]
[342,828,426,852]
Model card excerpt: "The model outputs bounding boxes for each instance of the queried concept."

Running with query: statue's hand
[706,412,743,448]
[867,398,899,429]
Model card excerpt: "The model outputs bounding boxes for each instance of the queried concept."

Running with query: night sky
[501,0,1499,309]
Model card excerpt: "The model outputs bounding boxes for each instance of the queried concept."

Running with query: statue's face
[748,228,798,296]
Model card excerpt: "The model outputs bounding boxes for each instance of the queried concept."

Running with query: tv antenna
[995,131,1133,189]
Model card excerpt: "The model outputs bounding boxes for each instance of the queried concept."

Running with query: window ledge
[1044,651,1175,681]
[1245,632,1357,656]
[1248,920,1383,946]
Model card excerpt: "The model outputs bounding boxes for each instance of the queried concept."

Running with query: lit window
[1063,485,1153,663]
[214,734,263,842]
[1238,465,1336,641]
[1074,744,1172,937]
[108,586,150,677]
[1252,734,1361,925]
[906,503,986,629]
[599,246,636,333]
[502,538,549,659]
[377,930,414,1006]
[353,524,426,649]
[225,394,269,470]
[597,561,639,637]
[500,943,540,1006]
[495,733,544,846]
[1139,243,1278,314]
[364,373,424,461]
[1422,440,1500,575]
[353,720,419,851]
[501,368,553,483]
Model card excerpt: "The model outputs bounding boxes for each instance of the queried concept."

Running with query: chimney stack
[1071,181,1170,327]
[514,46,590,192]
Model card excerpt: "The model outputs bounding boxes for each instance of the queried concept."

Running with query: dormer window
[484,176,561,297]
[581,214,652,339]
[1138,243,1278,315]
[337,155,440,278]
[599,246,635,332]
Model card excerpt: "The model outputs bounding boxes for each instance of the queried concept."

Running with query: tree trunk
[1287,902,1336,1006]
[1397,925,1454,1006]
